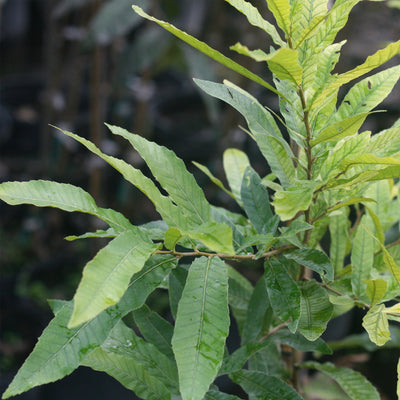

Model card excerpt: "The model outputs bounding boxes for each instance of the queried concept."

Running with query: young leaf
[267,48,303,85]
[172,257,229,400]
[241,166,276,234]
[132,305,174,359]
[264,258,301,332]
[272,180,318,221]
[298,280,333,341]
[364,279,388,307]
[223,148,250,206]
[0,180,132,233]
[284,248,334,281]
[2,302,121,399]
[232,370,304,400]
[265,0,291,36]
[311,113,370,146]
[363,305,391,346]
[224,0,284,46]
[194,79,295,188]
[131,5,281,95]
[301,361,380,400]
[69,229,159,328]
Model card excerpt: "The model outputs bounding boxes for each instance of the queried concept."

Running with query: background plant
[1,0,400,399]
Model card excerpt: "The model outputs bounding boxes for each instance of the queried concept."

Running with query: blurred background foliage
[0,0,400,399]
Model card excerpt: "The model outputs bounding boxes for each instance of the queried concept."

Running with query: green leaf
[223,148,250,206]
[54,127,181,228]
[228,266,253,334]
[2,302,121,399]
[364,279,388,306]
[164,227,183,250]
[0,180,132,233]
[69,229,159,328]
[205,389,241,400]
[242,277,271,344]
[232,370,304,399]
[194,79,295,188]
[311,113,370,146]
[241,166,276,234]
[107,124,211,228]
[120,254,178,312]
[336,66,400,121]
[298,280,333,341]
[274,329,332,354]
[132,5,281,95]
[192,161,234,198]
[65,228,117,241]
[133,305,174,359]
[340,154,400,172]
[351,219,375,298]
[224,0,284,46]
[272,180,318,221]
[301,361,380,400]
[264,258,301,331]
[328,198,376,213]
[363,304,391,346]
[313,38,400,110]
[267,48,303,85]
[82,321,178,399]
[265,0,291,35]
[168,265,188,320]
[172,257,229,400]
[329,210,349,275]
[285,248,333,281]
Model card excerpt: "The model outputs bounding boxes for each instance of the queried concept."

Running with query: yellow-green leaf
[364,279,387,306]
[362,304,391,346]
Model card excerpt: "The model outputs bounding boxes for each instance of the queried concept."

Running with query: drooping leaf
[284,248,334,281]
[228,266,253,334]
[364,279,388,307]
[351,218,374,298]
[194,79,295,188]
[301,361,380,400]
[168,265,188,320]
[132,5,282,95]
[107,124,211,228]
[329,209,349,275]
[242,277,271,345]
[241,166,276,234]
[223,148,250,206]
[273,329,332,354]
[172,257,229,400]
[232,369,304,399]
[69,229,159,328]
[82,321,178,399]
[164,227,183,250]
[0,180,132,233]
[340,154,400,172]
[224,0,284,46]
[264,258,301,331]
[298,280,333,341]
[132,305,174,359]
[272,180,318,221]
[2,302,121,399]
